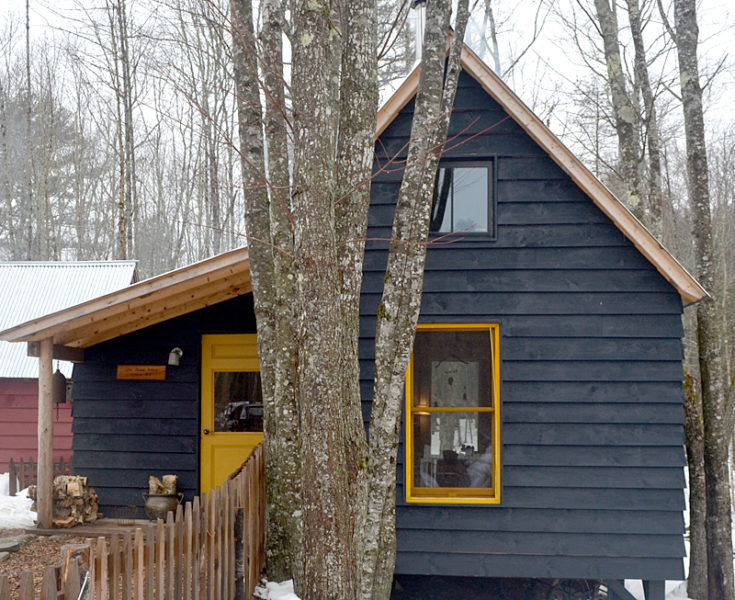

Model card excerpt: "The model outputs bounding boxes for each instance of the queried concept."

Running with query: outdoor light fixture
[168,347,183,366]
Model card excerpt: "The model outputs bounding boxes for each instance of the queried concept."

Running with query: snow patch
[253,580,301,600]
[0,472,37,529]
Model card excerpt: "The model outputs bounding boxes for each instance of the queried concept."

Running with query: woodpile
[28,475,99,528]
[148,474,178,495]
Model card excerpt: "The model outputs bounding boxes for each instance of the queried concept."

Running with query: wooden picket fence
[0,444,265,600]
[8,456,72,496]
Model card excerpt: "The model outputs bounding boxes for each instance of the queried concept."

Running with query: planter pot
[142,492,183,520]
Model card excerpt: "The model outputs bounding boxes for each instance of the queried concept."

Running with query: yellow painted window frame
[405,323,501,504]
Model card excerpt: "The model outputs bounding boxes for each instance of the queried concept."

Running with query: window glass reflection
[214,371,263,432]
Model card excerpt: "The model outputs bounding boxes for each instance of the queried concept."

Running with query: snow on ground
[0,472,37,529]
[253,580,300,600]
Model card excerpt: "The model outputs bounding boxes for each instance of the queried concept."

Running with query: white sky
[1,0,733,142]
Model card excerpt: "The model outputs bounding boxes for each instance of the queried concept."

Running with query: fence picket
[17,571,33,600]
[155,519,165,600]
[215,486,223,600]
[166,511,175,600]
[134,528,144,600]
[7,459,16,497]
[64,558,82,600]
[98,537,109,600]
[175,504,184,600]
[145,524,154,600]
[192,496,201,600]
[123,531,133,600]
[0,574,9,600]
[86,537,96,600]
[210,490,217,600]
[39,566,57,600]
[184,502,193,600]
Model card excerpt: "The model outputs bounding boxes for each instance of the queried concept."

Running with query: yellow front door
[200,334,264,493]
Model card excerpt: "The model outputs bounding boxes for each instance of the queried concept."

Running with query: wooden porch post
[37,337,54,529]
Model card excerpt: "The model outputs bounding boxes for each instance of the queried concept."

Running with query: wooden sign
[116,365,167,381]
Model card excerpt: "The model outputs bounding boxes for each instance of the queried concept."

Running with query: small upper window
[430,162,493,235]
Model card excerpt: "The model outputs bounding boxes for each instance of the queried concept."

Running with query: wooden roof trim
[53,273,252,348]
[376,66,420,138]
[0,247,251,344]
[375,45,706,307]
[58,274,252,348]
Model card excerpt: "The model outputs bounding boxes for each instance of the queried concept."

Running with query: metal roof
[0,261,137,378]
[0,248,250,352]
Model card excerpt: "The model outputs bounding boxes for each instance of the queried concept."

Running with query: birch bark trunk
[672,1,734,598]
[231,0,301,583]
[624,0,664,235]
[362,1,469,598]
[594,0,644,221]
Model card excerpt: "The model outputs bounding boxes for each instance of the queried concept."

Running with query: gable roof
[0,248,251,354]
[0,261,137,376]
[377,43,706,307]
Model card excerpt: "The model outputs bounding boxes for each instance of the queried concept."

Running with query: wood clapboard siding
[0,378,73,472]
[71,294,257,517]
[364,71,686,582]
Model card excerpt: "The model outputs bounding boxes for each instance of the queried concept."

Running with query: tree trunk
[230,0,301,584]
[673,1,734,598]
[362,1,469,598]
[684,371,708,600]
[624,0,664,235]
[594,0,644,221]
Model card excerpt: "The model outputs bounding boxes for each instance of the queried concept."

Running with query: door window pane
[214,371,263,432]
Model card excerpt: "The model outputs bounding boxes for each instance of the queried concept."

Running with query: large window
[430,161,494,236]
[405,324,501,504]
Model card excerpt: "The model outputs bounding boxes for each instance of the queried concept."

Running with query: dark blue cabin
[0,44,704,600]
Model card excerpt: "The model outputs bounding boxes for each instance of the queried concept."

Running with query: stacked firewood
[28,475,100,528]
[148,474,178,495]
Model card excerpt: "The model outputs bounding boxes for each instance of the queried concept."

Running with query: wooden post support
[37,337,54,529]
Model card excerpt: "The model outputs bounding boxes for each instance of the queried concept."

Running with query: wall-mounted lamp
[168,347,183,366]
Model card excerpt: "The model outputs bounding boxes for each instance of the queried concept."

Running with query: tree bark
[594,0,644,221]
[361,1,469,598]
[231,0,301,584]
[672,1,734,598]
[624,0,664,235]
[684,371,708,600]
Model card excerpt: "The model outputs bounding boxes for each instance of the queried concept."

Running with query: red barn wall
[0,378,73,473]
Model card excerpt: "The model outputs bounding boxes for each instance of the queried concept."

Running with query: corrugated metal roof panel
[0,261,137,378]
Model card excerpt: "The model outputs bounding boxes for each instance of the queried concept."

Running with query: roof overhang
[0,247,252,354]
[377,44,707,307]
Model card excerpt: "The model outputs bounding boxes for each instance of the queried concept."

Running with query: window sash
[405,323,501,505]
